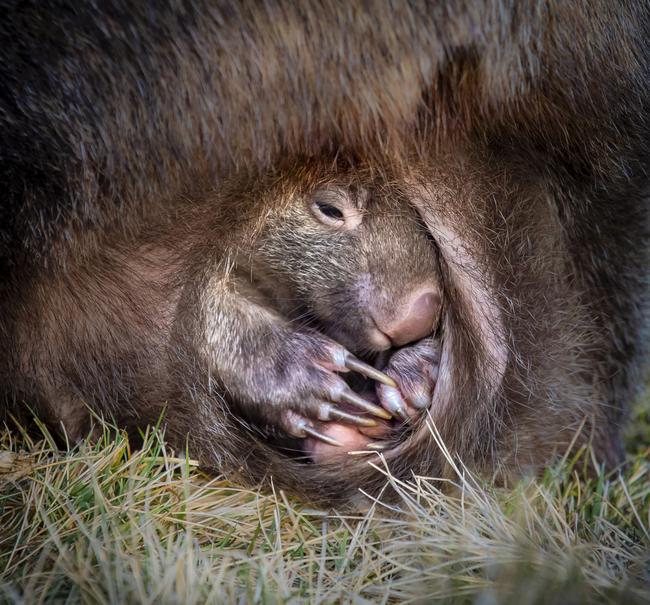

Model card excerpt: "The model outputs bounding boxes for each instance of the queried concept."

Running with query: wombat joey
[186,166,443,462]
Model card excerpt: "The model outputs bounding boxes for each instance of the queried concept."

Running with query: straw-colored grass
[0,395,648,604]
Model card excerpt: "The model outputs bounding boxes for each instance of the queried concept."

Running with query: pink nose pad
[381,289,441,346]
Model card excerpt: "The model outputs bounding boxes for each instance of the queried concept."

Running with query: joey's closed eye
[315,199,344,221]
[309,189,364,230]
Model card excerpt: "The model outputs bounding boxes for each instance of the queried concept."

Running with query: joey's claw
[286,412,344,446]
[379,385,410,421]
[378,336,440,416]
[327,407,378,428]
[344,354,397,388]
[339,390,393,419]
[300,423,344,447]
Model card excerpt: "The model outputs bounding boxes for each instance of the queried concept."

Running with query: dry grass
[0,398,648,604]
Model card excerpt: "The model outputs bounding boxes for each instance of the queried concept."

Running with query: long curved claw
[301,424,344,447]
[344,354,397,388]
[339,390,393,420]
[379,386,410,421]
[328,407,378,427]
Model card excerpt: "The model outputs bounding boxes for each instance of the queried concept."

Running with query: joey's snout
[371,287,441,347]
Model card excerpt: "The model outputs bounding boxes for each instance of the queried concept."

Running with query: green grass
[0,396,648,604]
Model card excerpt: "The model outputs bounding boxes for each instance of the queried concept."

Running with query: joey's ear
[308,188,365,230]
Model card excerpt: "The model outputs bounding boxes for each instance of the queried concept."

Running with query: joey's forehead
[309,178,403,202]
[318,184,370,206]
[363,189,420,220]
[364,201,424,236]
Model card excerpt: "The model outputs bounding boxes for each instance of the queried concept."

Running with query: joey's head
[253,174,442,356]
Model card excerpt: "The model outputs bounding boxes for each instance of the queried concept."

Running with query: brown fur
[1,2,649,506]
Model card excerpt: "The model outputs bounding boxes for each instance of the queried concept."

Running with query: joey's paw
[377,336,440,421]
[238,330,395,448]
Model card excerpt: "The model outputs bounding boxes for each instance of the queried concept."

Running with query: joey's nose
[378,289,441,346]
